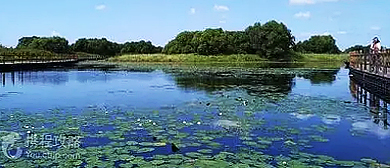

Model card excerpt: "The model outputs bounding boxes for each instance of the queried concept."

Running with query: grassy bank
[108,53,349,64]
[296,53,349,63]
[109,54,268,63]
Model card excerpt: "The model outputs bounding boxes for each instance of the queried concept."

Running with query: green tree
[16,36,40,49]
[16,36,70,53]
[163,20,296,60]
[121,40,162,54]
[295,35,340,54]
[246,21,295,60]
[72,38,121,56]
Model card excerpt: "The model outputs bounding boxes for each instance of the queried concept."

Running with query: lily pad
[136,147,155,153]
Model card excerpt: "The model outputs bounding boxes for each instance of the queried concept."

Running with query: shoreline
[107,53,349,64]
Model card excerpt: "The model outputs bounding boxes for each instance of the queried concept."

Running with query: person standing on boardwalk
[370,37,381,54]
[370,37,381,73]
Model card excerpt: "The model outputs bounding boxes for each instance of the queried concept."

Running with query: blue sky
[0,0,388,50]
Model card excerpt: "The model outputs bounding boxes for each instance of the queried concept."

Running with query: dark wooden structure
[350,78,389,129]
[0,54,106,71]
[349,49,390,129]
[349,49,390,98]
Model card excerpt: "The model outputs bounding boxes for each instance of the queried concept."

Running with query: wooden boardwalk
[1,59,78,65]
[0,54,106,71]
[349,49,390,99]
[349,50,390,129]
[349,49,390,78]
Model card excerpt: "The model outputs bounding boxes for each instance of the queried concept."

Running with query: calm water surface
[0,63,389,167]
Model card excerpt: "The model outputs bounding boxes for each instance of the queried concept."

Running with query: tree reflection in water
[171,70,296,96]
[297,69,340,84]
[169,67,340,97]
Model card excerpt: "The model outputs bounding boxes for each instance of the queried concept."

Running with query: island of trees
[0,20,379,62]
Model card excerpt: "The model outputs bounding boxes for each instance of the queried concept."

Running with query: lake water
[0,63,389,167]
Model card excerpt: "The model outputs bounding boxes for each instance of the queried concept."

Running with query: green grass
[108,53,349,65]
[108,54,268,63]
[296,53,349,63]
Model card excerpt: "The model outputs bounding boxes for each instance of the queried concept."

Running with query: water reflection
[2,64,390,164]
[169,68,340,97]
[170,70,296,96]
[297,69,340,84]
[349,78,389,130]
[75,71,112,83]
[0,67,160,86]
[1,71,69,86]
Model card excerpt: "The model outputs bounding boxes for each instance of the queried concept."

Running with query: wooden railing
[0,53,107,64]
[350,49,390,77]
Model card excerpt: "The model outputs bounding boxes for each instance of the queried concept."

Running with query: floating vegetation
[197,149,213,154]
[139,142,167,147]
[0,65,389,167]
[309,135,330,142]
[136,147,155,153]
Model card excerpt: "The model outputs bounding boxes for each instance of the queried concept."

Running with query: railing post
[350,51,355,69]
[362,50,366,72]
[383,49,389,76]
[368,50,372,73]
[382,52,385,76]
[360,50,363,71]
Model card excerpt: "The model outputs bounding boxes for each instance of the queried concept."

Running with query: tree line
[162,20,344,60]
[2,19,371,60]
[163,21,296,60]
[294,35,341,54]
[0,36,163,57]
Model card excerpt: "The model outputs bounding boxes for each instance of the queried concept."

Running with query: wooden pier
[349,49,390,129]
[0,54,106,71]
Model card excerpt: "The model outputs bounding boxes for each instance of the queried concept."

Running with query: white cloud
[219,20,226,24]
[190,8,196,15]
[319,32,331,36]
[214,5,229,12]
[289,0,315,5]
[337,31,347,34]
[371,26,381,30]
[95,4,106,10]
[290,0,340,5]
[294,11,311,19]
[322,0,340,2]
[51,31,61,36]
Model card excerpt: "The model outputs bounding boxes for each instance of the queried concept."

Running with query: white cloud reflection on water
[290,113,342,125]
[290,113,316,120]
[290,111,390,139]
[351,121,390,139]
[321,114,341,125]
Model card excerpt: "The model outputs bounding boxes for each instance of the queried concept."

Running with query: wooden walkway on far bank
[1,59,78,65]
[0,54,106,70]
